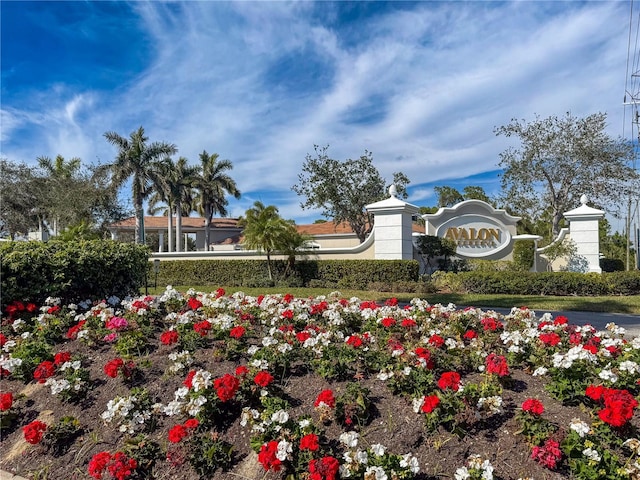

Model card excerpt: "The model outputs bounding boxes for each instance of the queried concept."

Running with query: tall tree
[292,145,410,242]
[102,126,177,244]
[495,112,638,235]
[36,155,82,235]
[0,159,41,238]
[434,186,464,207]
[194,151,241,251]
[148,157,199,252]
[238,201,290,281]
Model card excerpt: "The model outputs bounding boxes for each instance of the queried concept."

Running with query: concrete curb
[0,471,29,480]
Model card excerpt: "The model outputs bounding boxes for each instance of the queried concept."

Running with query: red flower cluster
[381,317,396,328]
[130,299,150,312]
[485,353,510,377]
[414,347,434,369]
[66,319,86,339]
[33,360,56,383]
[183,370,196,389]
[187,297,203,310]
[359,300,379,310]
[4,301,38,318]
[23,420,47,444]
[235,365,249,377]
[314,389,336,409]
[296,331,311,343]
[531,438,562,469]
[481,317,503,331]
[103,358,134,379]
[54,351,71,366]
[281,309,294,320]
[539,332,561,347]
[586,385,639,427]
[0,333,6,347]
[346,335,363,348]
[258,440,282,471]
[428,334,445,348]
[437,371,461,391]
[309,301,329,315]
[230,326,246,339]
[421,394,440,414]
[401,318,417,328]
[0,392,13,411]
[167,418,199,443]
[193,320,212,337]
[88,451,138,480]
[299,433,320,451]
[214,374,240,402]
[522,398,545,416]
[309,456,340,480]
[160,330,179,345]
[463,329,478,340]
[254,371,274,388]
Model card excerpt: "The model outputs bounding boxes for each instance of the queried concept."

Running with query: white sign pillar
[563,195,604,273]
[365,186,419,260]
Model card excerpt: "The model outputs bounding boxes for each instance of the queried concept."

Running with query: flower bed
[0,288,639,479]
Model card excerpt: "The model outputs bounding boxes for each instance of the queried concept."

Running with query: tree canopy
[292,145,410,242]
[495,112,638,236]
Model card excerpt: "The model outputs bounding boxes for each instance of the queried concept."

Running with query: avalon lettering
[444,227,501,247]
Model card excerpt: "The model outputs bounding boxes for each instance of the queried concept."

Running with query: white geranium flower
[271,410,289,424]
[582,447,601,462]
[364,466,387,480]
[569,418,590,438]
[371,444,386,456]
[339,431,359,448]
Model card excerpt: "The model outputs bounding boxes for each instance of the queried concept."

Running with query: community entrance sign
[422,200,520,260]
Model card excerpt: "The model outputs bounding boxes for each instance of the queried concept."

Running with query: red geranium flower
[421,394,440,414]
[585,384,606,402]
[300,433,320,451]
[230,326,246,339]
[401,318,417,328]
[214,373,240,402]
[235,365,249,377]
[381,317,396,328]
[168,424,188,443]
[66,320,86,339]
[0,333,7,347]
[23,420,47,444]
[88,451,112,479]
[258,441,282,472]
[296,331,311,343]
[309,456,340,480]
[522,398,545,416]
[254,371,274,388]
[346,335,363,348]
[531,439,562,469]
[183,370,196,389]
[428,334,445,348]
[193,320,212,337]
[33,360,56,383]
[437,371,461,391]
[481,317,503,331]
[104,358,125,378]
[0,392,13,411]
[539,332,561,346]
[160,330,179,345]
[187,297,203,310]
[485,353,510,377]
[463,329,478,340]
[53,351,71,366]
[108,451,137,480]
[184,418,199,429]
[314,389,336,409]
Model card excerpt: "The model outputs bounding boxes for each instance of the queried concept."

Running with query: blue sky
[0,1,634,228]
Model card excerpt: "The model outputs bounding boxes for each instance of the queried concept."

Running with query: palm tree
[238,201,290,281]
[194,151,240,251]
[102,127,177,244]
[279,222,312,278]
[148,157,199,251]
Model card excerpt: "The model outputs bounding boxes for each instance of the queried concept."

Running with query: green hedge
[1,240,149,307]
[154,259,419,289]
[452,271,640,296]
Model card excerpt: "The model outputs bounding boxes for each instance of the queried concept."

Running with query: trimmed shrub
[0,240,149,307]
[605,271,640,295]
[154,259,419,289]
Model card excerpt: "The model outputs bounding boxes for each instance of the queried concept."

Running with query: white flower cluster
[167,350,193,374]
[0,355,22,373]
[454,454,494,480]
[551,345,597,369]
[100,394,152,434]
[338,431,419,479]
[476,396,503,417]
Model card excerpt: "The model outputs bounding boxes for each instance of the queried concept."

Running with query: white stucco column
[365,185,419,260]
[563,195,604,273]
[158,232,164,252]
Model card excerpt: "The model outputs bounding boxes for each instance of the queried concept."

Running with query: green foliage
[155,259,419,289]
[495,112,638,235]
[123,434,161,478]
[0,240,149,308]
[415,235,457,272]
[42,416,82,456]
[187,433,234,477]
[9,339,53,380]
[292,145,410,242]
[335,382,372,428]
[513,240,534,270]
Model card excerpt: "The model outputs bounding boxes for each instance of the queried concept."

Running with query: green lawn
[145,285,640,314]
